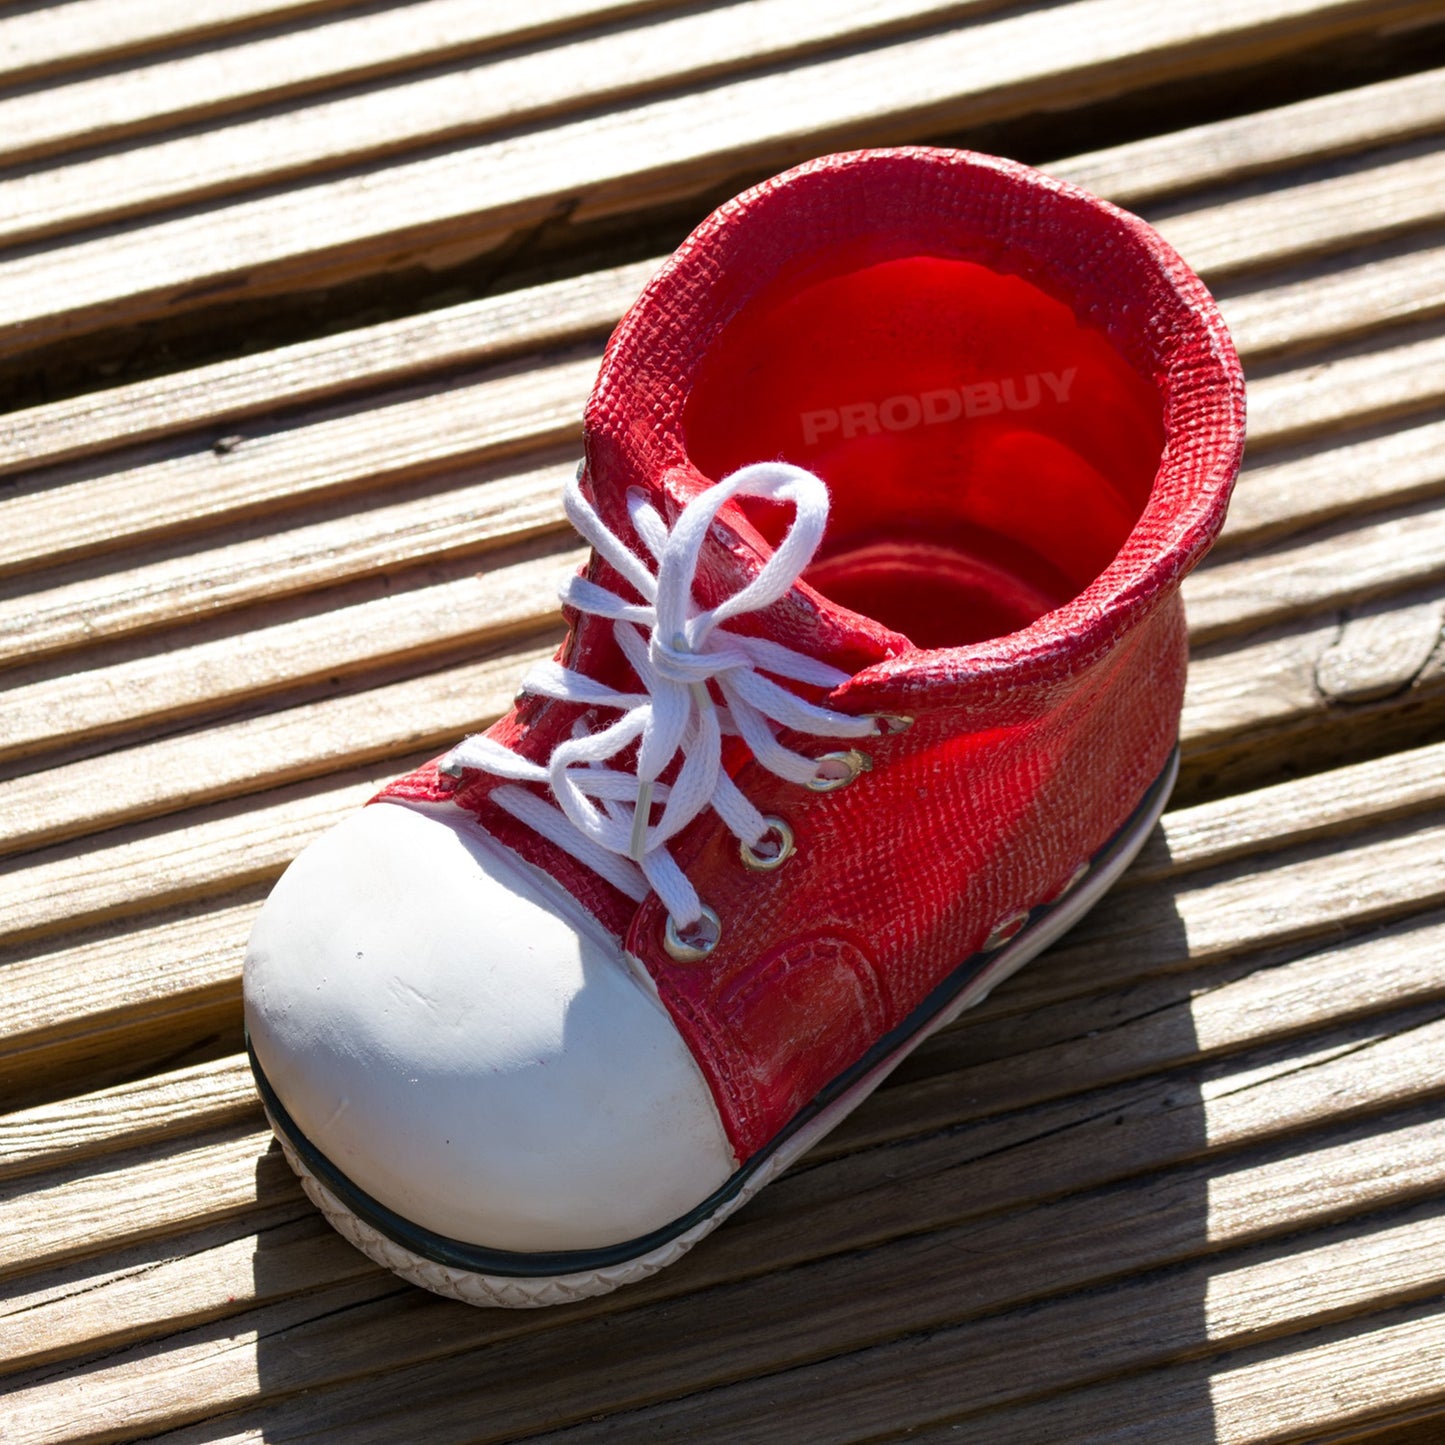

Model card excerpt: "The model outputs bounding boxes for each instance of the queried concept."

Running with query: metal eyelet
[982,908,1031,951]
[870,713,915,735]
[739,816,795,872]
[664,905,722,962]
[807,749,873,792]
[1047,861,1090,904]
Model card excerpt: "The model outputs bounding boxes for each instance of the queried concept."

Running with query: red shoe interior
[683,251,1166,648]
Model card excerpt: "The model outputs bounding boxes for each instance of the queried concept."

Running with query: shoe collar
[582,146,1245,716]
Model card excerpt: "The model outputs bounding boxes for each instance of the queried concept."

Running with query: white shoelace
[441,461,878,932]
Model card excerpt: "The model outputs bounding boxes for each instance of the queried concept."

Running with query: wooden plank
[0,458,572,672]
[974,816,1445,1024]
[0,311,1433,771]
[0,146,1428,501]
[0,1057,256,1186]
[6,77,1442,491]
[11,885,1442,1212]
[1179,577,1445,803]
[1154,138,1445,282]
[1130,738,1445,884]
[1184,580,1445,742]
[0,635,556,858]
[1050,64,1445,207]
[1246,329,1445,450]
[0,539,584,764]
[7,995,1444,1441]
[0,894,258,1108]
[5,228,1436,669]
[1219,416,1445,555]
[1184,495,1445,644]
[0,353,597,580]
[0,693,1427,1115]
[0,765,393,951]
[0,0,351,86]
[0,0,680,166]
[7,1084,1439,1392]
[0,0,1009,218]
[510,1211,1445,1445]
[0,0,1431,355]
[845,908,1445,1146]
[0,1123,279,1283]
[1218,240,1445,361]
[902,1296,1445,1443]
[0,261,650,482]
[1,612,1439,1074]
[0,1205,376,1378]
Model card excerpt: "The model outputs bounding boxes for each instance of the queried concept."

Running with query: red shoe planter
[244,147,1245,1307]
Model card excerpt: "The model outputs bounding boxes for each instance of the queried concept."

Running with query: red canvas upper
[379,147,1245,1161]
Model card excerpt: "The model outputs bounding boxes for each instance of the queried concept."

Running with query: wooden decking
[4,1,1445,1440]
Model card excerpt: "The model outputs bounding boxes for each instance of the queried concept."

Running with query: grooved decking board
[0,0,353,86]
[9,995,1443,1441]
[900,1298,1445,1443]
[0,0,1434,356]
[1,58,1439,489]
[0,0,681,168]
[0,0,1009,215]
[511,1223,1445,1445]
[0,634,559,857]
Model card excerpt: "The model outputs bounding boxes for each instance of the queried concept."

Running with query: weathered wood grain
[0,1203,376,1378]
[6,235,1436,696]
[0,0,1432,355]
[1154,138,1445,281]
[1218,239,1445,361]
[1185,496,1445,644]
[0,0,1007,228]
[1246,327,1445,450]
[1219,415,1445,554]
[0,1057,257,1186]
[1,315,1434,793]
[0,0,680,167]
[8,1082,1438,1394]
[0,1123,279,1283]
[13,1004,1443,1445]
[0,635,557,858]
[0,540,584,765]
[3,10,1444,1439]
[7,77,1442,493]
[905,1295,1445,1443]
[841,909,1445,1145]
[0,353,597,580]
[510,1203,1445,1445]
[0,262,651,482]
[1132,738,1445,882]
[964,815,1445,1027]
[1,615,1438,1095]
[0,459,572,671]
[0,766,392,950]
[0,894,259,1108]
[1051,64,1445,207]
[0,0,350,86]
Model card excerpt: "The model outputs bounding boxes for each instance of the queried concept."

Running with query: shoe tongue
[653,465,909,677]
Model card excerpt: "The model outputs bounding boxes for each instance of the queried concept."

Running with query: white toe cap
[244,801,735,1253]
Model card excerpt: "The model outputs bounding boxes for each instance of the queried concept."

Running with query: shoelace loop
[441,461,879,934]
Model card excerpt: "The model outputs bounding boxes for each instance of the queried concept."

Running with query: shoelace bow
[441,461,878,934]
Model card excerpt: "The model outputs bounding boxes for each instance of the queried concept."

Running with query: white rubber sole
[268,752,1176,1308]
